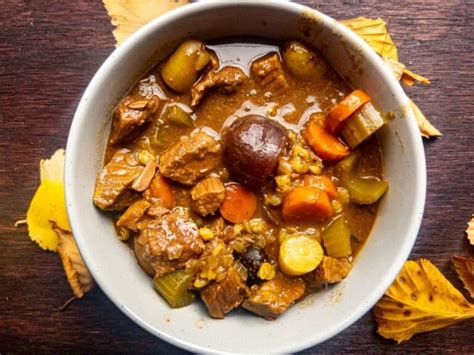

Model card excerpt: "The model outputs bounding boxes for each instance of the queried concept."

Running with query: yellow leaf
[409,99,442,138]
[467,215,474,245]
[40,148,64,182]
[341,17,399,61]
[52,223,94,298]
[452,256,474,299]
[103,0,189,47]
[374,259,474,343]
[401,68,431,86]
[26,180,70,251]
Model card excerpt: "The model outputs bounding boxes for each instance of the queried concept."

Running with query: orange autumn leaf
[103,0,189,47]
[452,256,474,299]
[374,259,474,343]
[52,222,94,298]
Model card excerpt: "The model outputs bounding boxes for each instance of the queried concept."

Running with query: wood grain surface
[1,0,473,353]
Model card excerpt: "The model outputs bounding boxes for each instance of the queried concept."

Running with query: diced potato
[161,40,211,93]
[279,235,323,276]
[282,41,327,80]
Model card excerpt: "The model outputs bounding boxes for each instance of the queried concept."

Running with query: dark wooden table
[1,1,473,353]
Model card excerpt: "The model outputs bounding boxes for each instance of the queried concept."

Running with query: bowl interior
[65,2,426,353]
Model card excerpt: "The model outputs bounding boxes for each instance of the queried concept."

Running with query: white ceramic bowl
[65,1,426,353]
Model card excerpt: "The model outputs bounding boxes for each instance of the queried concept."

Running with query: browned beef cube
[138,209,204,276]
[251,53,288,92]
[110,95,161,144]
[191,66,246,106]
[308,256,352,285]
[158,131,221,186]
[116,199,150,232]
[201,268,249,319]
[191,176,225,216]
[242,273,305,320]
[93,149,143,210]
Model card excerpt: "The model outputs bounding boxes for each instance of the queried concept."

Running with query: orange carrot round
[282,187,333,223]
[149,175,174,209]
[325,90,371,133]
[303,119,350,161]
[220,183,257,223]
[303,175,338,199]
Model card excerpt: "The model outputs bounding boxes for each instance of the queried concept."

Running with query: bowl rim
[65,1,426,352]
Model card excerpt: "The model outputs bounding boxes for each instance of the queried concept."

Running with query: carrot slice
[325,90,371,134]
[303,119,350,161]
[282,187,333,223]
[149,175,174,209]
[219,183,257,223]
[303,175,338,199]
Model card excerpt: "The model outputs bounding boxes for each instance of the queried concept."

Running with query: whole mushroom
[223,115,288,188]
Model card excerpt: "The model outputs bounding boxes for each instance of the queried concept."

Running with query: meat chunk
[191,66,246,106]
[158,131,221,186]
[201,267,249,319]
[191,176,225,216]
[138,209,204,276]
[251,53,288,92]
[116,199,150,232]
[308,256,352,285]
[242,273,305,320]
[93,149,143,210]
[110,95,161,144]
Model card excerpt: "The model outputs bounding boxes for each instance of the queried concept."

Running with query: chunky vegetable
[279,235,324,276]
[341,102,385,148]
[224,115,288,188]
[321,216,352,258]
[219,183,257,223]
[282,187,333,223]
[336,152,388,205]
[282,40,327,79]
[303,175,338,199]
[161,40,211,93]
[325,90,371,134]
[153,270,195,308]
[149,174,174,208]
[162,104,194,127]
[303,119,350,161]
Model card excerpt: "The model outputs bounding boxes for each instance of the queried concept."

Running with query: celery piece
[153,270,195,308]
[341,102,385,148]
[163,105,194,128]
[336,152,388,205]
[322,216,352,258]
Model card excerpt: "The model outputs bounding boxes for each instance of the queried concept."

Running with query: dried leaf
[26,180,70,251]
[40,148,64,182]
[103,0,189,47]
[52,223,94,298]
[409,99,442,138]
[452,256,474,298]
[374,259,474,343]
[341,17,399,61]
[26,150,70,251]
[384,58,431,86]
[467,215,474,245]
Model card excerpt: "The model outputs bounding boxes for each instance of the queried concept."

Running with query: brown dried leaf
[452,256,474,298]
[341,17,399,61]
[467,215,474,245]
[103,0,189,47]
[409,99,442,138]
[52,223,94,298]
[374,259,474,343]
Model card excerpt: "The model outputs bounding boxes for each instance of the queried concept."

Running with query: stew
[93,38,388,320]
